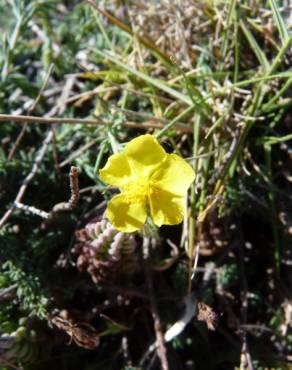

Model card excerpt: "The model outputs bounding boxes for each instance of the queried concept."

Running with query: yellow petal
[106,193,147,232]
[149,188,185,227]
[125,134,167,178]
[151,154,195,196]
[99,153,132,187]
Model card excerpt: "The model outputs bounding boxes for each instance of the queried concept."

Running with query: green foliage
[216,263,238,287]
[1,261,49,318]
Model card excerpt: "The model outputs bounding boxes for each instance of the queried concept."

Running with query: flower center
[123,179,149,204]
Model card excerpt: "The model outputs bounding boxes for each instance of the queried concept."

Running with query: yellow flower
[99,134,195,232]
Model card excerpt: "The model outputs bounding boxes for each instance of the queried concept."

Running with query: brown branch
[12,166,80,223]
[59,139,98,168]
[14,202,49,219]
[47,75,76,117]
[15,130,54,203]
[64,84,172,105]
[8,64,54,160]
[0,129,54,229]
[0,77,81,229]
[0,113,192,133]
[0,113,105,125]
[68,166,80,209]
[47,166,80,220]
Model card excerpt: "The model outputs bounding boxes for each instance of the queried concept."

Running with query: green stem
[92,10,115,52]
[187,114,201,293]
[263,77,292,111]
[94,140,109,176]
[219,0,237,72]
[155,104,196,139]
[2,16,22,81]
[268,34,292,75]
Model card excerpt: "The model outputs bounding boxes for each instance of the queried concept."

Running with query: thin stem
[0,114,192,133]
[187,114,201,293]
[155,105,195,139]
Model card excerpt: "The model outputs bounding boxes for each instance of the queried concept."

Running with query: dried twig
[0,72,84,229]
[50,166,80,214]
[14,202,49,219]
[0,113,192,133]
[59,139,98,168]
[47,75,76,116]
[8,166,80,224]
[0,129,54,229]
[86,0,170,63]
[8,64,54,160]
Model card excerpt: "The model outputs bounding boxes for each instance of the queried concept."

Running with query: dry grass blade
[86,0,171,65]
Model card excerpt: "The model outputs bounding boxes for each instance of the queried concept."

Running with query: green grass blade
[155,104,195,139]
[262,77,292,110]
[201,71,292,105]
[259,133,292,145]
[240,20,270,72]
[268,0,289,46]
[205,112,228,139]
[268,33,292,75]
[219,0,236,71]
[93,49,192,105]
